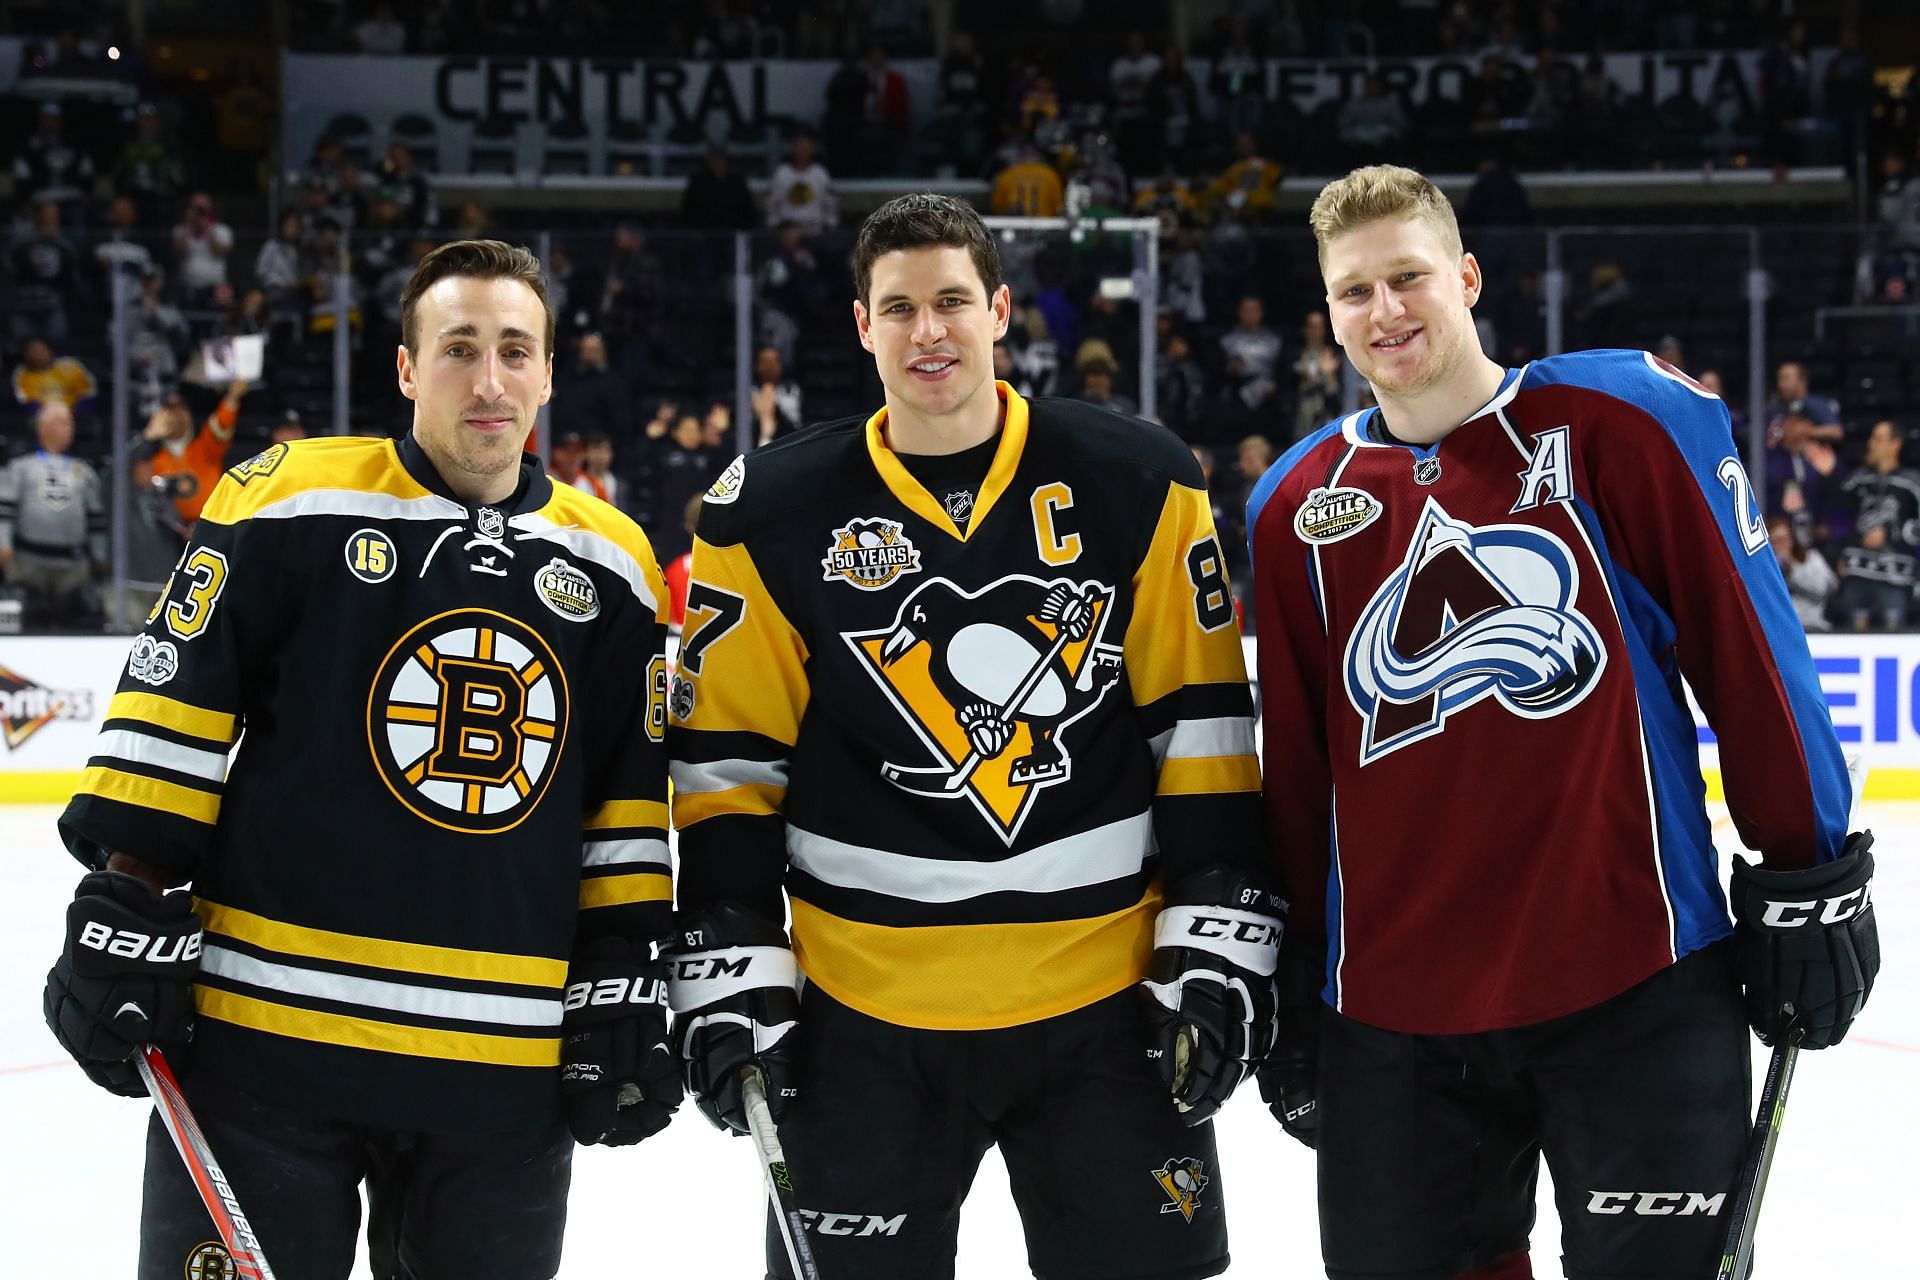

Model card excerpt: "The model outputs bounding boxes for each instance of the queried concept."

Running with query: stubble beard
[1363,319,1472,400]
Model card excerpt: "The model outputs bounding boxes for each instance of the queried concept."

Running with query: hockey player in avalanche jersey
[1247,167,1880,1280]
[667,194,1282,1280]
[44,241,680,1279]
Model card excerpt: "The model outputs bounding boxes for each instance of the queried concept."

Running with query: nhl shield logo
[943,489,975,525]
[822,519,922,590]
[846,574,1124,844]
[477,507,506,540]
[1152,1157,1210,1222]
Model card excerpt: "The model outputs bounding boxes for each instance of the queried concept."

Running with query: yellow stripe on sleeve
[585,799,670,832]
[578,872,673,910]
[195,900,567,988]
[76,766,221,825]
[672,781,786,831]
[1124,482,1252,707]
[103,691,238,745]
[1156,754,1263,796]
[195,987,560,1068]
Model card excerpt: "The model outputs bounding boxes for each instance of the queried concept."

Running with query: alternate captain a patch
[847,574,1124,844]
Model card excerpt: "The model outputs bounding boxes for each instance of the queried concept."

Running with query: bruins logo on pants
[848,575,1123,844]
[367,608,569,833]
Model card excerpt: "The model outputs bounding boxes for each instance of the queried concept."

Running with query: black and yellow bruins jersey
[672,383,1263,1030]
[60,433,671,1134]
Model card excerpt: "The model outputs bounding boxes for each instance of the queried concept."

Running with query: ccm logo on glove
[1757,887,1870,929]
[1181,915,1284,948]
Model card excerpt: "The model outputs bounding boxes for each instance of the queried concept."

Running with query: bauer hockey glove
[559,937,682,1146]
[1141,868,1284,1126]
[43,870,202,1097]
[667,903,801,1134]
[1731,831,1880,1051]
[1256,935,1325,1149]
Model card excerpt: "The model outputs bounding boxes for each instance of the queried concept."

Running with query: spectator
[1219,294,1282,407]
[1758,20,1813,157]
[580,431,619,507]
[6,202,84,342]
[1765,401,1846,548]
[11,338,97,413]
[550,428,588,489]
[1064,133,1130,217]
[1769,515,1838,633]
[1208,131,1281,222]
[12,103,94,215]
[682,144,757,232]
[1571,261,1634,349]
[1149,46,1203,167]
[751,345,804,444]
[1208,18,1265,140]
[1459,155,1533,230]
[253,211,306,303]
[863,45,913,174]
[355,2,409,53]
[272,409,308,444]
[1833,420,1920,630]
[1285,311,1340,437]
[1337,74,1411,159]
[933,30,990,177]
[1074,351,1138,416]
[990,142,1064,217]
[374,142,437,229]
[1769,361,1843,444]
[1109,31,1163,176]
[0,401,104,628]
[702,402,735,454]
[112,101,186,228]
[1698,369,1748,443]
[823,53,872,176]
[454,200,490,239]
[553,332,635,448]
[172,193,235,308]
[113,435,191,630]
[766,135,838,236]
[94,195,156,297]
[1008,65,1063,139]
[1872,150,1920,301]
[653,413,721,560]
[1133,169,1201,229]
[130,270,192,405]
[1463,53,1533,135]
[597,224,666,383]
[758,222,829,343]
[1237,434,1274,486]
[144,379,246,527]
[1155,326,1207,437]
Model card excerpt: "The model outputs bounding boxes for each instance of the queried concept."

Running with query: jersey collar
[398,431,553,516]
[864,380,1028,543]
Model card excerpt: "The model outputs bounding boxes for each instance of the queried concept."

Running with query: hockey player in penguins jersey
[1247,167,1880,1280]
[668,194,1281,1280]
[44,242,680,1280]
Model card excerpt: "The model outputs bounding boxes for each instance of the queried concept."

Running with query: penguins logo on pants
[847,574,1124,844]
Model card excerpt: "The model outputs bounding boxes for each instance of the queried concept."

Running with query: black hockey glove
[43,870,201,1097]
[1256,936,1325,1149]
[667,903,801,1135]
[1141,868,1284,1126]
[559,936,681,1146]
[1731,832,1879,1051]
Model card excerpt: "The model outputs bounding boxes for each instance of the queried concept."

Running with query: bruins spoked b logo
[367,609,569,832]
[183,1240,237,1279]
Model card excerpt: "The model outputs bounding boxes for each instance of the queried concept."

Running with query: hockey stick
[135,1046,279,1280]
[881,587,1104,795]
[1715,1020,1802,1280]
[741,1065,822,1280]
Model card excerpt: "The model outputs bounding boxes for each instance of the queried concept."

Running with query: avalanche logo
[1344,497,1606,765]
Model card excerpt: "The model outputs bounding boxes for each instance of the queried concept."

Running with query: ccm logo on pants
[798,1211,907,1237]
[1586,1191,1726,1216]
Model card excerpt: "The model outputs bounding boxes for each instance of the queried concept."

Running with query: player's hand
[1257,937,1324,1149]
[559,937,681,1146]
[43,870,201,1097]
[1141,867,1284,1126]
[1731,832,1879,1050]
[667,903,800,1134]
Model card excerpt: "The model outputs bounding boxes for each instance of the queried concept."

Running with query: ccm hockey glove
[44,870,201,1097]
[667,903,801,1134]
[1257,936,1325,1149]
[1731,831,1880,1050]
[1141,868,1284,1126]
[559,936,681,1146]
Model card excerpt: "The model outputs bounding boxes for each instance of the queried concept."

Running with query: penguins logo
[821,518,922,590]
[1152,1157,1210,1222]
[847,575,1124,844]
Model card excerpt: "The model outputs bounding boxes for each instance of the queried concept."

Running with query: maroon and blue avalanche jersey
[1247,349,1850,1034]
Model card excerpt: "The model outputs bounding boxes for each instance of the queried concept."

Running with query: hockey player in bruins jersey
[668,194,1285,1280]
[43,241,680,1280]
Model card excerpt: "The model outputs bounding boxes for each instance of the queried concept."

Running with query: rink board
[5,632,1920,803]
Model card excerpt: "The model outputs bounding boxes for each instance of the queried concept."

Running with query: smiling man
[667,193,1280,1279]
[47,241,680,1279]
[1246,165,1879,1280]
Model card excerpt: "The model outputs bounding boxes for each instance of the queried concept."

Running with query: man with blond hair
[1246,165,1879,1279]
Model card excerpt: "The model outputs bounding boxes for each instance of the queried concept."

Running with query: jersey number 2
[1716,457,1768,556]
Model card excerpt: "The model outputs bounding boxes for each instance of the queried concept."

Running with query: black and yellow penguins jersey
[60,433,671,1135]
[672,383,1264,1031]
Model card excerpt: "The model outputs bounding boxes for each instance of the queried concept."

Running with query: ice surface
[2,803,1911,1276]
